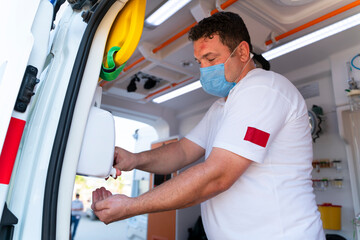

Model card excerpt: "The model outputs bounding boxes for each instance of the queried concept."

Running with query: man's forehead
[194,36,226,56]
[196,40,210,52]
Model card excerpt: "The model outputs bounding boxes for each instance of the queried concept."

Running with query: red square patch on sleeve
[244,127,270,148]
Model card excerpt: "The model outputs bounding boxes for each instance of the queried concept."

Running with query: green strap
[100,46,127,81]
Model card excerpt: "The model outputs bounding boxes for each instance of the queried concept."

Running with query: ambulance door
[1,0,145,239]
[1,0,118,239]
[0,0,54,237]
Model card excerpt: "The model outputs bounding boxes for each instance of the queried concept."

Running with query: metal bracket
[14,65,39,113]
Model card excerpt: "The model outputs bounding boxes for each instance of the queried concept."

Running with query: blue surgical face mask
[199,46,252,97]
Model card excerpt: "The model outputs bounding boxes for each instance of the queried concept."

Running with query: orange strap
[266,0,360,45]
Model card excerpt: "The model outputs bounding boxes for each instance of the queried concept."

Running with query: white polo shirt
[186,68,325,240]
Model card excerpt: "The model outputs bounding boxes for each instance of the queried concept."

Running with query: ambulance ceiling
[102,0,360,112]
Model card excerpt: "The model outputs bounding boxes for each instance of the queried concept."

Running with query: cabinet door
[147,137,178,240]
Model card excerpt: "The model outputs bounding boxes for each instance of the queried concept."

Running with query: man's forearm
[127,160,225,218]
[135,142,185,174]
[135,138,204,175]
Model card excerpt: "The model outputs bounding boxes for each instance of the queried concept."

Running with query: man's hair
[188,12,253,53]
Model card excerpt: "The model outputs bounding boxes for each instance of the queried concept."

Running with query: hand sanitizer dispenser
[77,104,116,178]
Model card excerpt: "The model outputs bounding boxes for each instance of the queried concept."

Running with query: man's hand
[113,147,138,177]
[91,187,133,224]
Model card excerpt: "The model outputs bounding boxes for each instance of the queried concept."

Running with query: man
[92,12,325,239]
[71,193,84,239]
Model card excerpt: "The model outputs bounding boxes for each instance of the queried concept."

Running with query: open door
[147,137,179,240]
[1,0,145,239]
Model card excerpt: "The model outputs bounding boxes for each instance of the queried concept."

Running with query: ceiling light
[263,12,360,61]
[272,0,314,7]
[153,80,202,103]
[145,0,192,28]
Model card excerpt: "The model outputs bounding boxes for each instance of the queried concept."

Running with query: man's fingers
[114,146,120,162]
[100,187,110,199]
[92,187,112,210]
[93,199,108,211]
[95,188,104,200]
[106,190,112,198]
[116,168,122,177]
[91,189,102,210]
[92,189,99,203]
[107,168,121,180]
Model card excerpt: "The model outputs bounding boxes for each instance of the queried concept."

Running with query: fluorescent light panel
[263,12,360,60]
[153,80,202,103]
[145,0,192,27]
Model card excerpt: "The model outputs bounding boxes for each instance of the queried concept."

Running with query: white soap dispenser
[77,87,117,178]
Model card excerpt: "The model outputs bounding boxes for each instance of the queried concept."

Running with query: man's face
[193,35,242,83]
[193,35,231,68]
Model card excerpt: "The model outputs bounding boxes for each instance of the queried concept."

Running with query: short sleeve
[213,85,291,163]
[185,109,210,149]
[185,100,223,149]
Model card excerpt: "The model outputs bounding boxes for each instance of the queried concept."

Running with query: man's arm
[92,147,252,224]
[114,138,205,175]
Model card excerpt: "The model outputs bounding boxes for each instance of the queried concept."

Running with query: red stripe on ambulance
[0,117,26,184]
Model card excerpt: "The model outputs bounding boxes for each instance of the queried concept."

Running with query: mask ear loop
[233,53,253,84]
[225,43,253,65]
[224,44,240,65]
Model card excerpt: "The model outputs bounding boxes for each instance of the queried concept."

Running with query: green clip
[100,46,127,81]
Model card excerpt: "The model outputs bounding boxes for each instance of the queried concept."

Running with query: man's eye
[208,58,215,62]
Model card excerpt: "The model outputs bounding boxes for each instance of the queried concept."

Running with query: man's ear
[237,42,250,61]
